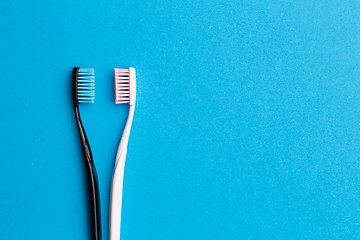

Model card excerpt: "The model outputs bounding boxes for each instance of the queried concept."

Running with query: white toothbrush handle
[110,148,127,240]
[110,105,135,240]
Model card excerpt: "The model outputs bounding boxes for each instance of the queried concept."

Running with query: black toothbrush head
[73,67,95,105]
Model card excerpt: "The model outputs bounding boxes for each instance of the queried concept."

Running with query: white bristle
[78,68,95,103]
[115,68,130,104]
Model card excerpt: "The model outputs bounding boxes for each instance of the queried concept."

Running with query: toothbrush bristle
[115,68,130,104]
[78,68,95,103]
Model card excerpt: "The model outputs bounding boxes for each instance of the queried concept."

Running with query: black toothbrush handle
[74,106,102,240]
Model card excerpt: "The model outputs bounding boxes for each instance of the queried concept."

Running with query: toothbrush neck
[74,105,94,164]
[116,104,135,157]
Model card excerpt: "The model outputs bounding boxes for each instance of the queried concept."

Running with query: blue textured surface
[1,0,360,239]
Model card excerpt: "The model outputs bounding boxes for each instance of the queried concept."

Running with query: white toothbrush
[110,67,136,240]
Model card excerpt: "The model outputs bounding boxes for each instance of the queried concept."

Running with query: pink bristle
[114,68,130,104]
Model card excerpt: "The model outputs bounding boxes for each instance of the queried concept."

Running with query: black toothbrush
[72,67,102,240]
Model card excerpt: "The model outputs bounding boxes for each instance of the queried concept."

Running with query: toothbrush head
[73,67,95,104]
[114,67,136,105]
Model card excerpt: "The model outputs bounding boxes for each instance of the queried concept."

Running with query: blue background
[1,0,360,239]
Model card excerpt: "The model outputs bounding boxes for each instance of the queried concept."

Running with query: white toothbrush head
[114,67,136,105]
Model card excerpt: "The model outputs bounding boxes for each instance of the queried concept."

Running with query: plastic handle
[110,148,127,240]
[110,105,135,240]
[74,106,102,240]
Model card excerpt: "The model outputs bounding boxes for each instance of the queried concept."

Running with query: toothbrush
[110,67,136,240]
[72,67,102,240]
